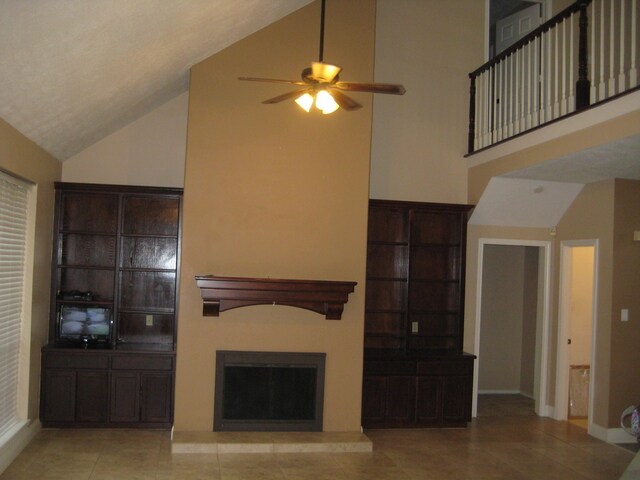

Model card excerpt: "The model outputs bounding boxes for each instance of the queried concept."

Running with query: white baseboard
[0,419,41,475]
[589,423,637,444]
[478,389,521,395]
[538,404,554,418]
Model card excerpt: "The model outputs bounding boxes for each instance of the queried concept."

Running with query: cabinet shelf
[59,230,117,236]
[121,233,179,239]
[58,265,115,271]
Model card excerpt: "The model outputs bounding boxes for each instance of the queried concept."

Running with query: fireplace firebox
[214,351,325,432]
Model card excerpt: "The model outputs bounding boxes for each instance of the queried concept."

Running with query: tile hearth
[171,431,372,454]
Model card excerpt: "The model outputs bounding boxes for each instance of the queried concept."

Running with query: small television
[58,305,112,345]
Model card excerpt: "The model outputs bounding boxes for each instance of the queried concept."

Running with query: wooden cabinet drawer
[44,353,109,370]
[364,360,416,376]
[417,359,472,376]
[111,354,173,371]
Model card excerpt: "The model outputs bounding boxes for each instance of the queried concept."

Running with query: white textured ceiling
[0,0,312,160]
[502,134,640,184]
[469,177,584,227]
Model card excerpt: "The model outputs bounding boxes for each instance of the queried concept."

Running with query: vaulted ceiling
[0,0,312,161]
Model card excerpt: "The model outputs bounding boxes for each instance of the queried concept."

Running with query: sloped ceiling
[0,0,312,161]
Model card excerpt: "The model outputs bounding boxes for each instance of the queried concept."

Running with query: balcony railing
[468,0,639,154]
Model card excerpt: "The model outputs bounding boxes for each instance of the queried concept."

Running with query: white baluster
[546,30,553,122]
[474,74,481,151]
[590,0,597,103]
[630,0,638,87]
[527,41,533,130]
[552,25,560,118]
[533,36,540,127]
[510,53,516,137]
[599,0,606,100]
[619,0,626,91]
[561,18,568,115]
[497,61,503,141]
[569,12,575,113]
[609,0,616,96]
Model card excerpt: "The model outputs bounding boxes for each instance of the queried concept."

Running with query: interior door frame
[555,239,599,426]
[473,238,552,417]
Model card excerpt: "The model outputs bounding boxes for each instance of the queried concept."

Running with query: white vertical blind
[0,172,29,440]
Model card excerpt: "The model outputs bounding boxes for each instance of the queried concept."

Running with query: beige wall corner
[174,0,374,432]
[0,118,61,420]
[370,0,484,204]
[62,92,188,188]
[610,179,640,427]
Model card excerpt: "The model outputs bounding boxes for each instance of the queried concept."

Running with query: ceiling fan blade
[334,81,406,95]
[239,76,307,86]
[311,62,342,82]
[328,89,362,111]
[262,88,310,104]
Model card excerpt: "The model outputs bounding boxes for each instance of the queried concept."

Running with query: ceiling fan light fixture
[295,92,314,112]
[316,90,339,114]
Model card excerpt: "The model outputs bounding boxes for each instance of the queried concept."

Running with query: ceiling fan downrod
[319,0,326,63]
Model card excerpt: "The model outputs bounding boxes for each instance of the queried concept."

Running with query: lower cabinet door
[415,376,441,423]
[110,372,140,422]
[362,376,388,424]
[442,375,471,422]
[43,371,76,423]
[76,371,109,422]
[140,373,172,423]
[386,376,416,425]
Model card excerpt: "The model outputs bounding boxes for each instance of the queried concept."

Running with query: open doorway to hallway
[473,239,551,418]
[557,241,597,430]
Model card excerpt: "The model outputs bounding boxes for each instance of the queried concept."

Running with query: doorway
[487,0,548,59]
[473,239,552,418]
[556,241,597,428]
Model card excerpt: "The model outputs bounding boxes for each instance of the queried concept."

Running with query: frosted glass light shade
[315,90,339,114]
[295,93,314,112]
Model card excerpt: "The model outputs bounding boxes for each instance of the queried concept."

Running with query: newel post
[468,73,476,154]
[576,0,591,110]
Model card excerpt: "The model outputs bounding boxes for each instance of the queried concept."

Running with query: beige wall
[62,92,188,188]
[569,246,594,366]
[174,0,374,432]
[610,179,640,426]
[479,245,525,392]
[520,246,539,396]
[0,118,61,419]
[556,180,614,427]
[369,0,484,203]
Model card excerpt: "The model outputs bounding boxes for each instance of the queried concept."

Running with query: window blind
[0,173,29,439]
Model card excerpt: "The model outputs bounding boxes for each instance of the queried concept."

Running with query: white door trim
[555,239,599,428]
[473,238,553,417]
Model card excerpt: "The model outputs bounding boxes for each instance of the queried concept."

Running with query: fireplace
[214,351,326,432]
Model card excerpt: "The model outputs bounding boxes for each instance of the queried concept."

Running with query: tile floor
[1,396,636,480]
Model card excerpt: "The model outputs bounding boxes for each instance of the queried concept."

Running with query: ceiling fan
[238,0,406,114]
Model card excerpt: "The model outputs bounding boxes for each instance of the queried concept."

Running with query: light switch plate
[411,321,419,333]
[621,309,629,322]
[146,315,154,326]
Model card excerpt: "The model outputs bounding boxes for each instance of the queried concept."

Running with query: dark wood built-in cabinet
[362,200,475,428]
[40,183,182,428]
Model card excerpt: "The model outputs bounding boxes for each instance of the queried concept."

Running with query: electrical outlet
[411,321,419,333]
[145,315,154,326]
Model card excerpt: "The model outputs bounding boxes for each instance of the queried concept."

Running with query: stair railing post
[576,0,591,109]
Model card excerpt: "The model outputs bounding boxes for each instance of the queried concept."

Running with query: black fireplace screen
[214,351,325,431]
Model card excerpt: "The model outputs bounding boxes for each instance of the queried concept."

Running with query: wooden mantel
[195,276,357,320]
